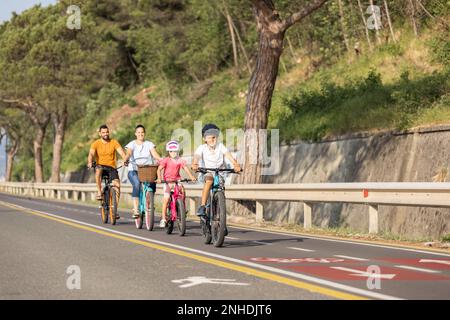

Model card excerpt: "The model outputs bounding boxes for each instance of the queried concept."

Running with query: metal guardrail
[1,182,450,234]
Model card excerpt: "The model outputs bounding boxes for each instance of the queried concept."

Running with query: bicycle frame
[138,181,155,213]
[168,182,185,221]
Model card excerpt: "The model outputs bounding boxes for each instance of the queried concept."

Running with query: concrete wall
[260,125,450,240]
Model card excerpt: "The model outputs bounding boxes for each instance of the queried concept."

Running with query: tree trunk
[230,17,252,74]
[408,0,419,36]
[224,3,239,74]
[6,140,19,182]
[337,0,351,53]
[50,109,68,183]
[357,0,373,50]
[384,0,396,42]
[238,18,284,185]
[369,0,382,44]
[34,125,47,183]
[232,0,328,216]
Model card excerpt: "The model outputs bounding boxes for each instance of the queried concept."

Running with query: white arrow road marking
[334,255,369,261]
[288,247,315,252]
[172,276,250,288]
[394,265,440,274]
[331,267,396,279]
[419,259,450,266]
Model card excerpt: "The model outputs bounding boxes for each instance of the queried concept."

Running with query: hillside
[60,25,449,173]
[0,0,448,181]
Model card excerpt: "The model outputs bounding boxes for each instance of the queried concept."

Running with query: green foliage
[282,67,448,142]
[428,25,450,66]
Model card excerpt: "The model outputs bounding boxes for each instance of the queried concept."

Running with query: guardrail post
[64,190,70,200]
[188,198,197,217]
[57,190,62,200]
[73,191,79,201]
[81,192,86,202]
[256,201,264,223]
[368,204,379,234]
[303,202,313,230]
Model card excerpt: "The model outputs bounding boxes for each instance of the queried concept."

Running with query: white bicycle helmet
[166,140,180,152]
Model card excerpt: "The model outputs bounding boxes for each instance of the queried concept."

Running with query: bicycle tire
[176,199,186,236]
[212,191,226,247]
[145,190,155,231]
[110,187,117,225]
[135,209,143,229]
[101,189,109,224]
[165,210,174,235]
[201,199,212,244]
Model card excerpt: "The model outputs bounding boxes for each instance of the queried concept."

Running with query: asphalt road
[0,192,449,300]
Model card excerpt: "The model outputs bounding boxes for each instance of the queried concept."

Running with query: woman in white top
[125,125,161,218]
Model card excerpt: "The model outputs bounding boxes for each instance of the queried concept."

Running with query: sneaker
[159,219,166,228]
[115,215,120,220]
[132,210,140,219]
[196,205,206,217]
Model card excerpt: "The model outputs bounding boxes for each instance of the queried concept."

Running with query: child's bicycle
[196,167,241,247]
[132,158,159,231]
[89,161,124,226]
[160,179,194,236]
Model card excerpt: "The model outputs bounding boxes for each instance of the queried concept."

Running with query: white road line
[334,255,369,261]
[0,200,401,300]
[288,247,315,252]
[394,265,441,274]
[224,225,450,257]
[5,194,450,258]
[226,236,241,240]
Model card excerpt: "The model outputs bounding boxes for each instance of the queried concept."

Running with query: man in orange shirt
[87,125,128,218]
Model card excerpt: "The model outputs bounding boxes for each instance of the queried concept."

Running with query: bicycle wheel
[176,199,186,236]
[145,191,155,231]
[135,209,143,229]
[201,200,212,244]
[165,207,174,234]
[109,187,117,225]
[212,191,226,247]
[101,189,109,224]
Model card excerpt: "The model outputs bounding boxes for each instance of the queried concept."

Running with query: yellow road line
[0,200,368,300]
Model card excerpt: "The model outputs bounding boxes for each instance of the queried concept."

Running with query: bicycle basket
[137,165,158,182]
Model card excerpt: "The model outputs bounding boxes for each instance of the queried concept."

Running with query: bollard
[256,201,264,223]
[303,202,313,230]
[368,204,379,234]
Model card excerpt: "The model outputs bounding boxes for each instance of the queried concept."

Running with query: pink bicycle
[161,179,193,236]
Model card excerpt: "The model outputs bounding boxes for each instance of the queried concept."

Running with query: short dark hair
[99,124,109,132]
[135,124,145,132]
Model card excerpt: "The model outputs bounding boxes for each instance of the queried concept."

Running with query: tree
[237,0,329,187]
[0,110,27,182]
[0,3,117,182]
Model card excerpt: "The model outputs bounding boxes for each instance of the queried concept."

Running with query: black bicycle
[90,162,123,225]
[196,167,241,247]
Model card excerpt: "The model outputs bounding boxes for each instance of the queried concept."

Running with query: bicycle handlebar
[160,179,195,184]
[196,167,242,174]
[89,162,124,170]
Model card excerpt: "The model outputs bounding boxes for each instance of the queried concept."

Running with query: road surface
[0,193,449,300]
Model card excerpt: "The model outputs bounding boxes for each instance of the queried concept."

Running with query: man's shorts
[99,165,119,181]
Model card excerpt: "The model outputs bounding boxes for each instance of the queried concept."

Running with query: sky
[0,0,57,23]
[0,1,59,180]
